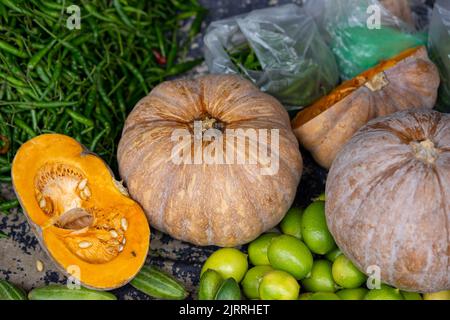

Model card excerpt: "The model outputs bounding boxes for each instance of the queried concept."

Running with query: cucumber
[214,278,241,300]
[198,269,224,300]
[130,266,188,300]
[28,285,117,300]
[0,280,27,300]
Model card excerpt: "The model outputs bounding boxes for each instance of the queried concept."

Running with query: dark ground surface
[2,0,433,300]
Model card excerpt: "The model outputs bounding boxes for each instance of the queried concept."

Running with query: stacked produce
[326,109,450,293]
[199,194,450,300]
[292,46,440,168]
[1,0,450,301]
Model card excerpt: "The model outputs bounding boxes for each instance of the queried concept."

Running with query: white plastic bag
[203,4,339,110]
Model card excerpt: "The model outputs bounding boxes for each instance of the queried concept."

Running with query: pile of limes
[198,195,449,300]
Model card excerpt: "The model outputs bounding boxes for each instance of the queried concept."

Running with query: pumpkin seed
[83,186,91,197]
[77,178,88,190]
[39,198,46,209]
[118,245,124,252]
[121,217,128,231]
[78,241,92,249]
[110,230,118,238]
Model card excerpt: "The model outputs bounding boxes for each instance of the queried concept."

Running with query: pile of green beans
[0,0,206,213]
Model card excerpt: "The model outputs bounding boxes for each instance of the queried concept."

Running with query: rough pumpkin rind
[292,46,440,169]
[326,109,450,293]
[12,134,150,290]
[118,74,303,247]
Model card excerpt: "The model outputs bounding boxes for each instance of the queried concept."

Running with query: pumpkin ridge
[432,166,450,279]
[383,159,427,285]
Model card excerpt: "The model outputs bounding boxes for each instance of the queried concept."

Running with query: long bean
[0,0,206,194]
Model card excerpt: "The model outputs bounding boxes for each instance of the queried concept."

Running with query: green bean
[0,40,28,58]
[166,28,178,70]
[0,231,7,238]
[27,39,56,70]
[0,199,19,213]
[0,176,11,183]
[66,109,94,127]
[90,128,108,151]
[120,59,148,93]
[114,0,134,29]
[0,71,27,87]
[35,66,50,84]
[0,101,76,108]
[0,0,32,16]
[14,118,37,137]
[155,25,166,58]
[165,58,203,76]
[189,8,207,40]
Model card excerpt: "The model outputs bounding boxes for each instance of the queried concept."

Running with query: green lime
[401,291,422,300]
[364,284,404,300]
[201,248,248,283]
[313,192,326,201]
[259,270,300,300]
[325,248,342,262]
[309,292,340,300]
[241,266,273,299]
[332,255,366,289]
[267,235,313,280]
[298,292,313,300]
[198,269,224,300]
[248,233,279,266]
[301,201,336,254]
[279,207,303,239]
[215,278,241,300]
[423,290,450,300]
[301,259,337,292]
[336,288,368,300]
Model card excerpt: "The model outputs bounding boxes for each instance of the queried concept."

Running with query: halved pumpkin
[12,134,150,290]
[292,46,440,169]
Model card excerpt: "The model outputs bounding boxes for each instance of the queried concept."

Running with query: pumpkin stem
[365,72,389,91]
[195,114,224,133]
[410,139,440,164]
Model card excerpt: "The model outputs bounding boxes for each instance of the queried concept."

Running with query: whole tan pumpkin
[326,109,450,292]
[118,74,303,246]
[292,46,440,169]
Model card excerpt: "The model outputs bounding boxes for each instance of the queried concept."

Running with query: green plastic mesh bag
[305,0,427,80]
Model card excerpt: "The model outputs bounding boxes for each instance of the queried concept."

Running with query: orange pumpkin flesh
[12,134,150,290]
[292,46,440,168]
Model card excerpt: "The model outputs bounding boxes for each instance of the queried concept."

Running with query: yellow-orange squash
[292,46,440,169]
[12,134,150,290]
[326,109,450,292]
[118,74,303,247]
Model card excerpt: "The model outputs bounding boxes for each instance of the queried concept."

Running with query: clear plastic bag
[304,0,427,80]
[428,0,450,112]
[203,4,339,110]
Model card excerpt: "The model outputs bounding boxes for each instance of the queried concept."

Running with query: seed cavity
[78,241,92,249]
[57,208,94,230]
[121,217,128,231]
